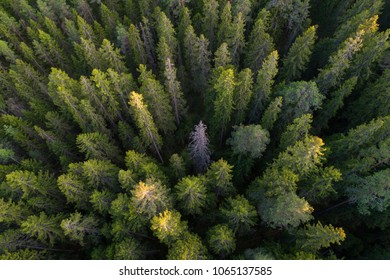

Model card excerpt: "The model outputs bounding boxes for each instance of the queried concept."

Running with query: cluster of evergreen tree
[0,0,388,260]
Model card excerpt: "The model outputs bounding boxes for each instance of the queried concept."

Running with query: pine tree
[156,37,173,78]
[138,65,176,135]
[47,68,88,131]
[57,173,91,210]
[211,68,235,142]
[167,232,208,260]
[244,10,274,73]
[335,1,383,45]
[260,96,283,131]
[277,81,324,125]
[315,77,357,132]
[81,159,119,191]
[227,125,270,159]
[258,192,313,229]
[183,25,211,95]
[297,222,346,252]
[217,1,232,46]
[206,159,234,197]
[174,175,210,215]
[128,91,163,163]
[127,23,147,67]
[227,12,246,66]
[106,237,145,260]
[207,224,236,257]
[315,24,367,94]
[249,51,279,122]
[279,114,313,151]
[164,57,186,125]
[347,169,390,215]
[220,195,258,234]
[175,6,190,48]
[347,69,390,126]
[76,132,121,163]
[168,154,186,181]
[0,40,17,63]
[33,29,68,70]
[233,68,253,124]
[21,212,64,246]
[155,10,178,62]
[214,42,232,68]
[131,178,173,219]
[188,121,211,173]
[98,39,127,73]
[60,212,99,246]
[202,0,219,52]
[100,3,120,40]
[281,25,317,82]
[139,17,157,73]
[90,189,115,215]
[348,28,390,82]
[0,198,26,225]
[150,210,187,245]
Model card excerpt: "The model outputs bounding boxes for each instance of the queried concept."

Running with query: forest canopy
[0,0,389,260]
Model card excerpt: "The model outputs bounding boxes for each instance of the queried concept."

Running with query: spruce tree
[128,91,164,163]
[202,0,219,52]
[249,51,279,122]
[174,175,209,215]
[281,25,317,82]
[233,69,253,125]
[207,224,236,257]
[211,68,235,142]
[244,10,274,73]
[138,65,176,135]
[164,57,186,125]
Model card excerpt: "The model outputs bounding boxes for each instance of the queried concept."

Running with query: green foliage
[245,10,274,73]
[164,57,187,125]
[106,237,145,260]
[214,43,232,68]
[249,51,279,122]
[128,91,163,162]
[233,68,253,124]
[184,25,211,94]
[138,65,176,135]
[276,81,324,125]
[206,159,234,197]
[259,192,313,229]
[347,169,390,215]
[131,179,173,219]
[207,224,236,256]
[281,25,317,82]
[0,198,25,224]
[211,68,235,141]
[174,175,210,215]
[60,212,99,246]
[167,232,208,260]
[347,70,390,126]
[279,114,313,151]
[297,222,346,252]
[169,154,186,180]
[76,132,121,163]
[220,195,258,234]
[151,210,188,245]
[202,0,219,52]
[21,212,64,246]
[0,0,388,261]
[260,96,283,131]
[227,125,270,159]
